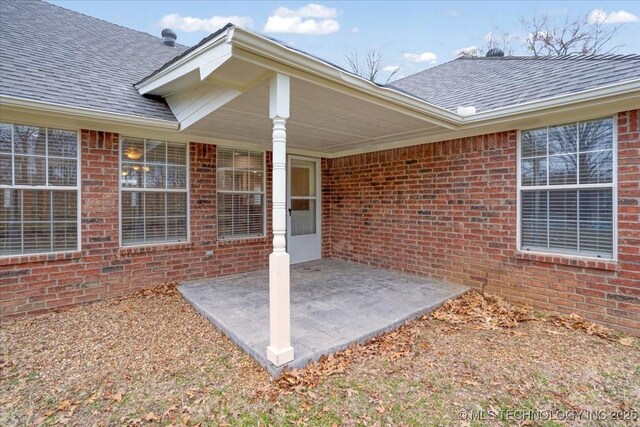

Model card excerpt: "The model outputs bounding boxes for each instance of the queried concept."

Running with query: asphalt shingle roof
[1,1,639,121]
[389,55,640,113]
[0,0,188,122]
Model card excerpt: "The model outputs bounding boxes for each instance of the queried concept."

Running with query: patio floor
[179,259,467,376]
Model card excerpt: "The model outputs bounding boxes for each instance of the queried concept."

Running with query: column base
[266,345,294,366]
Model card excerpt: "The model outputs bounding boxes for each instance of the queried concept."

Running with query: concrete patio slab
[179,259,467,376]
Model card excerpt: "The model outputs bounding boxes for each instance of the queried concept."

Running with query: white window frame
[0,122,81,257]
[118,137,190,248]
[216,146,266,240]
[516,116,618,261]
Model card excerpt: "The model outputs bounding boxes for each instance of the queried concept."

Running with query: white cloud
[588,9,639,24]
[263,3,340,35]
[453,45,480,57]
[159,13,253,32]
[403,51,438,63]
[383,65,401,72]
[350,27,360,34]
[295,3,338,18]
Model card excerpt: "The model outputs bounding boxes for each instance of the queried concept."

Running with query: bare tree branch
[485,27,515,56]
[521,13,622,57]
[345,49,401,84]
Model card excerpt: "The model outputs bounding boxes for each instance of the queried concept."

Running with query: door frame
[286,154,322,263]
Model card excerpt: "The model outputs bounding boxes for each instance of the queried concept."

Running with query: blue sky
[50,1,640,79]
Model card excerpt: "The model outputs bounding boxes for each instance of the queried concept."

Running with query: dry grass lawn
[1,284,638,426]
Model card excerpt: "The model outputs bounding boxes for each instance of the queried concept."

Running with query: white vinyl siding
[120,137,188,246]
[216,147,265,239]
[0,123,79,256]
[518,117,615,259]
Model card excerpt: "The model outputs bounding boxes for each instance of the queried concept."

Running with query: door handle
[288,208,292,216]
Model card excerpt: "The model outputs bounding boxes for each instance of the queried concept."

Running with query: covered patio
[135,26,477,372]
[180,259,466,376]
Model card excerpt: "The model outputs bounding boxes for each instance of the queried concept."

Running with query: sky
[49,1,640,80]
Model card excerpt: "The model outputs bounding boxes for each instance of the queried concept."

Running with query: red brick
[2,111,639,335]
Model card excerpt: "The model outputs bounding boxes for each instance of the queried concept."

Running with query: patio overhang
[135,29,463,158]
[135,26,640,158]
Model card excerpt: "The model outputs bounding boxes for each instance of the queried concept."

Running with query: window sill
[0,250,82,266]
[118,241,193,255]
[515,251,617,271]
[217,236,268,246]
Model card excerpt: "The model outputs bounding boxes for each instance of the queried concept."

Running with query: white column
[266,74,294,366]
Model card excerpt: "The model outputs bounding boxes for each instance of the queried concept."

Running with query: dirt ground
[1,284,638,426]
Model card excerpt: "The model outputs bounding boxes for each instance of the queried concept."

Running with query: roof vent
[161,29,177,47]
[486,48,504,58]
[456,106,477,116]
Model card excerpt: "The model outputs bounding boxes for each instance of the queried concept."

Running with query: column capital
[269,74,290,119]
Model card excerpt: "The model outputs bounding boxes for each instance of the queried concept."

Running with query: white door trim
[286,155,322,264]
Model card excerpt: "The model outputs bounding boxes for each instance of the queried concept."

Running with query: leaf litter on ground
[1,285,637,426]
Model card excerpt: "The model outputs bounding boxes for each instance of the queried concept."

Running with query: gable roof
[0,0,188,122]
[389,55,640,113]
[136,26,370,88]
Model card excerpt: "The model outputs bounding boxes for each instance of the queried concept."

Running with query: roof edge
[135,23,234,88]
[462,78,640,124]
[0,95,179,130]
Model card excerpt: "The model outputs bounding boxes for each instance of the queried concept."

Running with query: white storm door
[287,156,321,264]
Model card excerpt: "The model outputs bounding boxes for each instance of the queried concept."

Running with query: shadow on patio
[179,259,467,376]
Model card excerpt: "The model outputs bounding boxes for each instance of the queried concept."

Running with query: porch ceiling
[186,77,452,155]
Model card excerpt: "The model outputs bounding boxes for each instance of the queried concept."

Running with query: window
[0,123,79,256]
[120,137,188,246]
[216,147,264,239]
[519,117,615,259]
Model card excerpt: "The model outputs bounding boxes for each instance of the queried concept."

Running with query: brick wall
[328,110,640,334]
[0,131,275,319]
[2,111,638,332]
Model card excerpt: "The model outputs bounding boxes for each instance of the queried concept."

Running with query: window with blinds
[1,123,79,256]
[519,117,615,258]
[120,137,188,246]
[216,148,264,239]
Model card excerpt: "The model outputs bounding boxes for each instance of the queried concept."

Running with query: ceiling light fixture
[124,147,143,160]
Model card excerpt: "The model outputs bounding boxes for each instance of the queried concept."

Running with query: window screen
[1,123,79,256]
[519,118,614,258]
[216,148,264,239]
[120,137,188,245]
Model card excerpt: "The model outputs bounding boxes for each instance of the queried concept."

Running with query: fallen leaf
[144,412,160,422]
[619,337,634,347]
[56,400,72,412]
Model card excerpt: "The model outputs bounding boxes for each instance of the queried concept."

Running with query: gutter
[461,79,640,125]
[0,95,179,130]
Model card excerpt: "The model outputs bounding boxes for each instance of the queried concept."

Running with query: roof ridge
[40,0,188,49]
